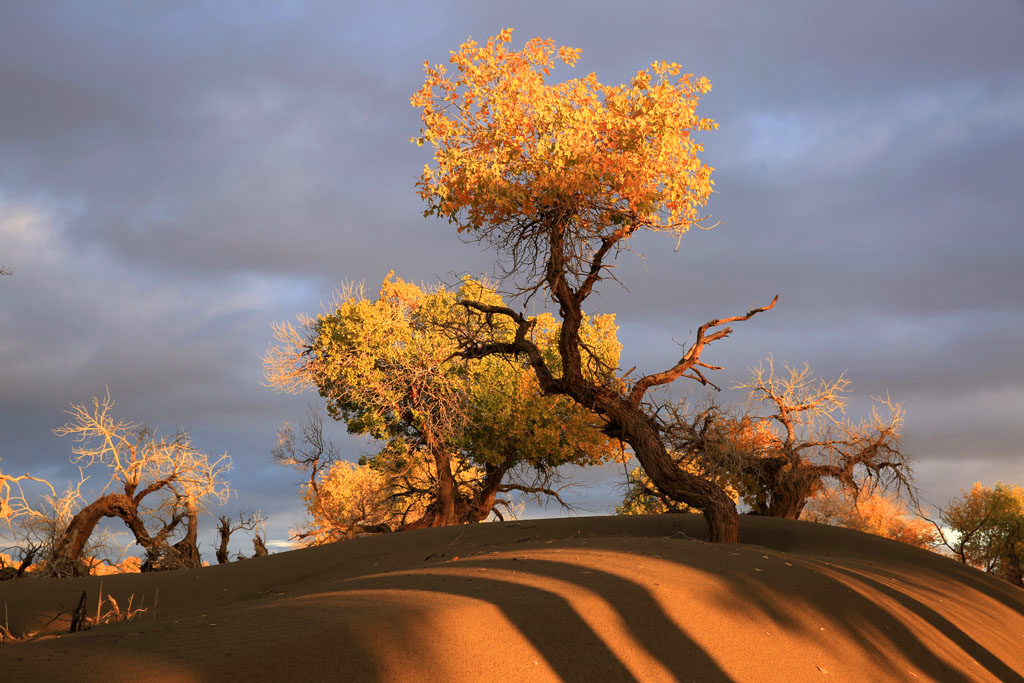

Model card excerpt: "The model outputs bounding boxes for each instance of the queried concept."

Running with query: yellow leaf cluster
[90,556,143,576]
[303,460,397,543]
[802,488,936,549]
[411,28,717,238]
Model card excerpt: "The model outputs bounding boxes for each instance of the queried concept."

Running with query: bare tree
[1,467,50,580]
[1,468,56,524]
[215,510,266,564]
[410,32,777,542]
[251,532,268,558]
[635,360,910,520]
[271,407,340,512]
[1,467,138,577]
[46,392,232,576]
[730,359,910,518]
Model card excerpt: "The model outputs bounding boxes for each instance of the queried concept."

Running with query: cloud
[1,1,1022,544]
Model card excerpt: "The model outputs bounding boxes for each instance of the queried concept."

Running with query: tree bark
[169,497,202,569]
[400,439,461,529]
[597,393,740,542]
[742,461,811,519]
[424,428,459,526]
[546,223,743,543]
[52,493,146,576]
[461,462,513,523]
[142,498,202,572]
[764,491,809,519]
[216,516,232,564]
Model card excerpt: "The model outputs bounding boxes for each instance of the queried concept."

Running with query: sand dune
[1,515,1022,682]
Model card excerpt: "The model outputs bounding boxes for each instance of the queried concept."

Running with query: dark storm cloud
[1,1,1022,546]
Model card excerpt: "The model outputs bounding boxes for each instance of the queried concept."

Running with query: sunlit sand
[2,515,1021,682]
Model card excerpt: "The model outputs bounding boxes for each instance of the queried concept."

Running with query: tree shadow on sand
[2,515,1022,682]
[738,514,1024,621]
[337,559,732,682]
[331,525,1024,682]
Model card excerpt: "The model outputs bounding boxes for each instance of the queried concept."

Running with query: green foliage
[940,482,1024,586]
[305,274,620,468]
[266,273,624,527]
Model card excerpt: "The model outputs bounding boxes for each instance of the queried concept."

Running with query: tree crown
[941,481,1024,574]
[264,273,622,470]
[412,28,718,284]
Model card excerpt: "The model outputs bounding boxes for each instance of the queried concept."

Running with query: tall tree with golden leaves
[411,29,774,542]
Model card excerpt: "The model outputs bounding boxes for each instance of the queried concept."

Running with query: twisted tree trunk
[594,390,740,543]
[458,287,773,542]
[403,438,460,529]
[461,462,514,523]
[168,497,202,569]
[52,493,148,576]
[428,444,459,527]
[216,516,233,564]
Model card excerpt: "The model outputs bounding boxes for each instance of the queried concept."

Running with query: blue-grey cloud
[1,1,1022,550]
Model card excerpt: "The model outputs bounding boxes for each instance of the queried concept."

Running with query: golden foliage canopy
[411,28,718,268]
[265,273,621,469]
[266,274,624,534]
[300,460,399,545]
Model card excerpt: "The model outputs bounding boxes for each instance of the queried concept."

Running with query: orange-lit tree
[801,487,935,549]
[3,458,138,578]
[411,29,774,542]
[1,470,52,524]
[620,360,912,520]
[727,359,910,518]
[0,468,60,578]
[265,274,622,537]
[652,361,909,517]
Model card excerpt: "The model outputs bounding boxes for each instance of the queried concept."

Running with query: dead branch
[628,296,778,406]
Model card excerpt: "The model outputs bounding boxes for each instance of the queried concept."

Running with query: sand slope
[1,515,1022,682]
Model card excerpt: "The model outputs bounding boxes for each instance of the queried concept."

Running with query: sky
[1,1,1022,556]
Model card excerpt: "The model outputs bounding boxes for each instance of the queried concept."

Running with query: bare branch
[629,296,778,405]
[498,483,577,514]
